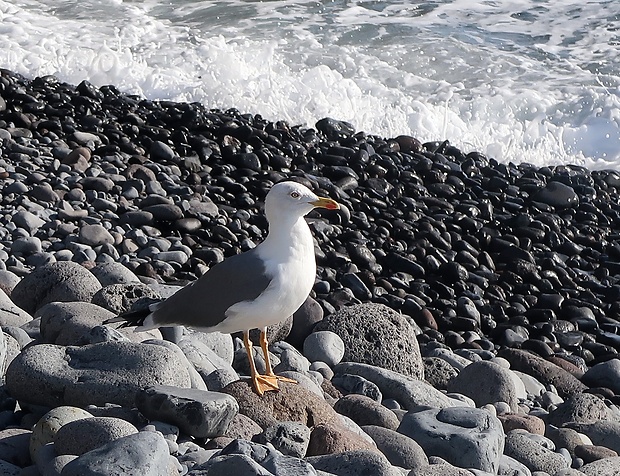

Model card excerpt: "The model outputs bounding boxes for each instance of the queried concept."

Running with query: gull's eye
[290,191,300,199]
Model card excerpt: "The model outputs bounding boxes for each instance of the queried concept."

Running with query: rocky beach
[1,68,620,475]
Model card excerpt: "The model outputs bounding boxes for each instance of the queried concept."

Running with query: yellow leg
[244,330,279,395]
[260,329,297,385]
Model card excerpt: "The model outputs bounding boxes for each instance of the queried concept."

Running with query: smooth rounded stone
[315,303,423,378]
[447,360,520,412]
[532,181,579,208]
[514,371,546,398]
[398,406,504,473]
[306,449,399,476]
[579,456,620,475]
[273,346,311,374]
[0,269,21,295]
[135,385,238,439]
[11,262,102,313]
[141,338,207,391]
[287,296,324,349]
[42,454,77,476]
[259,421,311,458]
[504,430,569,474]
[222,380,339,430]
[582,359,620,394]
[425,347,473,372]
[60,430,172,476]
[334,362,465,410]
[497,414,545,435]
[498,454,533,476]
[177,338,237,381]
[575,444,618,463]
[566,422,620,454]
[37,301,115,345]
[362,425,428,470]
[91,282,161,315]
[546,426,589,457]
[30,406,94,463]
[276,370,324,397]
[12,210,46,232]
[54,416,138,456]
[150,140,176,160]
[331,373,383,402]
[181,330,235,365]
[119,210,154,226]
[307,422,377,456]
[155,250,190,264]
[547,393,614,427]
[90,262,140,286]
[423,357,459,390]
[143,203,184,221]
[11,236,42,255]
[497,349,587,398]
[6,341,191,408]
[78,223,114,246]
[303,331,345,367]
[0,288,32,326]
[204,368,241,392]
[333,394,400,430]
[198,438,317,476]
[0,428,31,467]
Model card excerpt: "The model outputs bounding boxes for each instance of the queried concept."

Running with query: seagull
[108,181,340,395]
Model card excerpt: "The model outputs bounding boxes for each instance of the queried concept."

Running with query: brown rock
[498,414,545,435]
[223,413,263,441]
[221,380,339,429]
[497,348,587,398]
[333,394,399,430]
[307,422,376,456]
[546,426,589,457]
[548,355,585,378]
[575,444,618,464]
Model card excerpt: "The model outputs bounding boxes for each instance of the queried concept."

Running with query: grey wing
[151,248,273,329]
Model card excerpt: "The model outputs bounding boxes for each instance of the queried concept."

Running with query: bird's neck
[259,215,314,261]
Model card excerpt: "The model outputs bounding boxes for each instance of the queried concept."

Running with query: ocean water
[1,0,619,169]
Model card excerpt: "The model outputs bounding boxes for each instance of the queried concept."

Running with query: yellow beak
[311,197,340,210]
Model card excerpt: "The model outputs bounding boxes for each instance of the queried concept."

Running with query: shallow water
[1,0,619,168]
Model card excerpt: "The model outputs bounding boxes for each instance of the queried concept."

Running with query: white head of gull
[108,180,339,395]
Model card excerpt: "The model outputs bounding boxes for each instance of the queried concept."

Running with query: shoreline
[1,68,620,474]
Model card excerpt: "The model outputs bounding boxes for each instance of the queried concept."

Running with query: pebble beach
[2,68,620,475]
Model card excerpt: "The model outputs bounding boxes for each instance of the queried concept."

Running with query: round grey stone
[303,331,345,367]
[54,417,138,456]
[11,262,102,313]
[90,262,140,286]
[315,303,423,378]
[79,224,114,246]
[447,360,519,412]
[6,341,192,408]
[60,431,171,476]
[260,421,311,458]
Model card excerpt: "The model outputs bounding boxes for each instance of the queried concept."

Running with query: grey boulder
[398,406,504,473]
[60,430,173,476]
[503,429,570,474]
[6,341,191,407]
[447,360,520,412]
[54,416,138,456]
[315,303,423,378]
[11,262,102,313]
[135,385,238,438]
[306,449,399,476]
[361,425,428,470]
[334,362,463,410]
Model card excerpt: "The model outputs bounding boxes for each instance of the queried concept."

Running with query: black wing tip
[104,297,162,328]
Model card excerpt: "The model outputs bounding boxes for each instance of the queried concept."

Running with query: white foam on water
[1,0,619,169]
